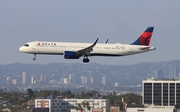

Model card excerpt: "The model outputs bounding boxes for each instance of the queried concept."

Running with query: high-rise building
[69,74,75,82]
[90,77,93,84]
[31,76,35,84]
[40,75,48,84]
[2,76,7,86]
[142,79,180,106]
[22,72,27,85]
[12,79,17,85]
[40,75,43,82]
[81,76,85,84]
[80,76,87,85]
[154,69,164,79]
[102,76,106,85]
[44,75,47,83]
[6,77,11,86]
[84,77,87,84]
[115,82,119,87]
[169,65,179,79]
[174,65,179,79]
[63,78,68,85]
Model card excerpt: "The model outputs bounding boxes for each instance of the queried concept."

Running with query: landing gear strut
[83,56,90,63]
[33,54,36,61]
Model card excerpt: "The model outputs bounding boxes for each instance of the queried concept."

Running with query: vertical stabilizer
[131,27,154,46]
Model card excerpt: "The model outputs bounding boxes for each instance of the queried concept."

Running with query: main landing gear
[83,57,90,63]
[33,54,36,61]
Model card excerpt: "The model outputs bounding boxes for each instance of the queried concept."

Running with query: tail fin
[131,27,154,46]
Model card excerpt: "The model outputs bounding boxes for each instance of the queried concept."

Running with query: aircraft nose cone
[19,47,22,51]
[19,46,25,52]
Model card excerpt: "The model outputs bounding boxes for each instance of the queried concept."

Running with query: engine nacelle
[64,51,79,59]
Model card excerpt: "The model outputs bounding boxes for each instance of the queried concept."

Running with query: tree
[0,89,3,94]
[80,91,85,98]
[62,90,74,98]
[123,93,141,104]
[38,90,51,98]
[82,101,86,108]
[77,104,83,110]
[86,102,90,111]
[27,88,34,99]
[90,90,99,96]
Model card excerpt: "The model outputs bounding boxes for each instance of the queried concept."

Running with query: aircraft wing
[76,38,99,56]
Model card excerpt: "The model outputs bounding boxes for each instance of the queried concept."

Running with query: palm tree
[82,101,86,108]
[86,102,90,111]
[77,104,83,110]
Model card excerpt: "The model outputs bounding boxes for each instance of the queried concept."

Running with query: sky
[0,0,180,65]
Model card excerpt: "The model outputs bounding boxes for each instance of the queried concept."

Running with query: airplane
[19,27,156,63]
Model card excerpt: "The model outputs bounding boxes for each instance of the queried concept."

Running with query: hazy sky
[0,1,180,65]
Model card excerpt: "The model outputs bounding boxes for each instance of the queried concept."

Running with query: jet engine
[64,51,79,59]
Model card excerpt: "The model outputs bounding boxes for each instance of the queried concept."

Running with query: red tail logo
[132,27,154,46]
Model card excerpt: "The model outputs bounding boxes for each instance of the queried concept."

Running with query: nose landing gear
[33,54,36,61]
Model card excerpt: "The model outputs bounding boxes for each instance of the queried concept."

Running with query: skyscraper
[90,77,93,84]
[115,82,119,87]
[84,77,87,84]
[169,65,179,79]
[12,79,17,85]
[7,77,11,86]
[44,75,47,83]
[40,75,43,82]
[154,69,164,79]
[63,78,68,85]
[102,76,106,85]
[31,76,35,84]
[69,74,75,83]
[174,65,179,79]
[81,76,87,84]
[2,76,7,86]
[40,75,48,84]
[22,72,27,85]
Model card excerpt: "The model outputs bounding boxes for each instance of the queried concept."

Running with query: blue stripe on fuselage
[90,53,123,56]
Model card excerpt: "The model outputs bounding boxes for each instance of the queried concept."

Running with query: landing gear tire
[33,54,36,61]
[33,58,36,61]
[83,58,90,63]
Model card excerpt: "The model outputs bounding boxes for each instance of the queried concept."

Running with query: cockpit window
[24,44,29,47]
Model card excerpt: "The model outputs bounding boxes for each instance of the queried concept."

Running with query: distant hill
[0,60,180,86]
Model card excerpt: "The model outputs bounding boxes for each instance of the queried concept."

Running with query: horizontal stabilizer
[139,46,151,50]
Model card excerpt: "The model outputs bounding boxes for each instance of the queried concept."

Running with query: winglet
[104,39,109,44]
[131,27,154,46]
[93,38,99,46]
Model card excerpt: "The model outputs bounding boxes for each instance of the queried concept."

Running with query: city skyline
[1,61,180,94]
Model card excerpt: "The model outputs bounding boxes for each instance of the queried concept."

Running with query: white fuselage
[19,41,156,57]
